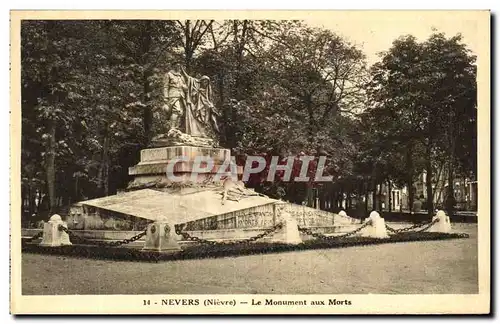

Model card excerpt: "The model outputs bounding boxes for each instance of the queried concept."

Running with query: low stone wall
[285,204,361,226]
[380,211,477,223]
[180,202,361,232]
[181,204,276,231]
[285,204,334,227]
[51,198,361,235]
[66,204,150,231]
[22,228,43,238]
[22,224,363,244]
[345,209,477,223]
[187,224,361,241]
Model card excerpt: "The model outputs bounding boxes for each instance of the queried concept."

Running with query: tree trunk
[46,120,56,215]
[103,136,110,196]
[138,21,153,143]
[372,183,377,211]
[318,189,325,210]
[387,180,392,212]
[446,162,455,216]
[339,186,344,209]
[378,182,383,210]
[101,135,110,196]
[28,184,35,216]
[446,103,456,216]
[184,21,194,72]
[21,186,27,223]
[432,162,444,203]
[306,186,314,207]
[407,144,414,213]
[306,95,316,145]
[233,20,248,102]
[74,175,79,203]
[364,182,369,215]
[97,133,110,197]
[216,72,227,144]
[425,145,434,217]
[142,75,153,145]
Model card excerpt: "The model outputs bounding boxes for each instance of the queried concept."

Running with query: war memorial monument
[20,57,465,257]
[23,58,462,254]
[37,61,361,252]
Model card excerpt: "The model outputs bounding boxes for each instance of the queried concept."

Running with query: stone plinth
[268,209,303,244]
[360,211,389,239]
[428,210,452,233]
[140,146,230,163]
[40,214,72,247]
[142,220,182,253]
[128,146,242,187]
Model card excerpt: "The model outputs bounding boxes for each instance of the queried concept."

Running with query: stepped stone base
[128,146,242,188]
[65,144,362,245]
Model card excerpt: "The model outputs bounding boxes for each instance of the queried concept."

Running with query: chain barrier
[21,220,470,262]
[23,231,44,243]
[175,222,284,246]
[414,219,440,233]
[385,218,439,234]
[298,220,372,241]
[58,225,147,247]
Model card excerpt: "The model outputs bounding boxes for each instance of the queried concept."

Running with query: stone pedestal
[39,214,72,247]
[128,146,242,188]
[427,210,452,233]
[269,209,303,244]
[360,211,389,239]
[142,220,182,253]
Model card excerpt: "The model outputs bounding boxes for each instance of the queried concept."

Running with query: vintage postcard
[10,10,490,315]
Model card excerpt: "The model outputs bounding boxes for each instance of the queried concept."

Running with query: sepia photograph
[10,10,490,315]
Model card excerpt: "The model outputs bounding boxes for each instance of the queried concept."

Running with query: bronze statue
[163,61,188,131]
[162,62,220,140]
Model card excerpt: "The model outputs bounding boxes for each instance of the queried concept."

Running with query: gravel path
[21,224,478,295]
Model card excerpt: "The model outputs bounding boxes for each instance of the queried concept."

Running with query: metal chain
[58,225,147,247]
[175,223,284,246]
[414,218,440,233]
[385,218,438,234]
[298,220,372,241]
[43,217,449,251]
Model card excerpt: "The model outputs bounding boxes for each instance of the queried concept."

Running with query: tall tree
[176,20,214,72]
[366,32,477,216]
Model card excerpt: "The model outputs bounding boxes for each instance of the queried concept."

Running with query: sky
[302,11,483,66]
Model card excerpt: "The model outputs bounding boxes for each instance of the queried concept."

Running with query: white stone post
[269,205,303,244]
[360,211,389,239]
[142,219,182,253]
[427,210,452,233]
[338,210,356,223]
[39,214,72,247]
[338,210,348,218]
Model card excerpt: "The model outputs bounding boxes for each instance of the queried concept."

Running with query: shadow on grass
[22,232,469,263]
